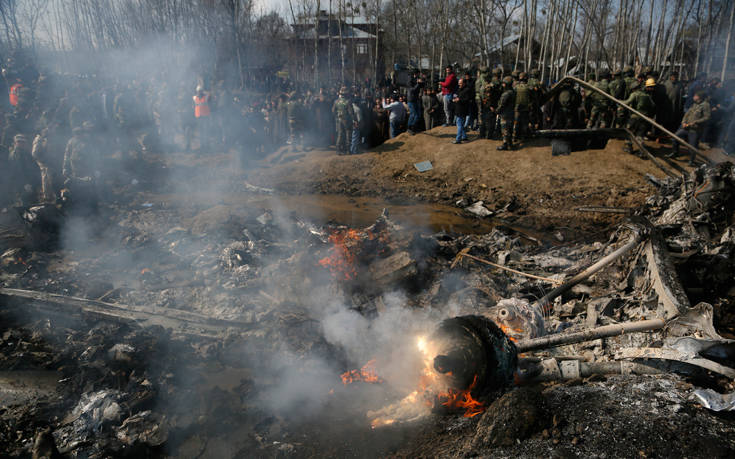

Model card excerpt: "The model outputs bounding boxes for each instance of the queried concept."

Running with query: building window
[357,43,367,55]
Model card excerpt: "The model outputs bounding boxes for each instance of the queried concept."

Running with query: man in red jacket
[439,65,457,126]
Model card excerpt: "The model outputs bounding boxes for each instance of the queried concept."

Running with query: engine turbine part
[430,315,517,396]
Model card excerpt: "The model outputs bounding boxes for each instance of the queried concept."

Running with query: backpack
[591,80,610,106]
[559,89,572,107]
[515,83,530,109]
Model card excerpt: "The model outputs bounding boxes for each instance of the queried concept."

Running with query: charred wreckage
[2,155,735,454]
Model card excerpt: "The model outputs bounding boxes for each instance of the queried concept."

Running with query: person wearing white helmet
[193,85,212,151]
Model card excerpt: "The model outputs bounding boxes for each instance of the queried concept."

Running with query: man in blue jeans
[382,94,407,138]
[452,78,472,144]
[440,66,457,125]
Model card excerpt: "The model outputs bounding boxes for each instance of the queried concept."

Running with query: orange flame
[341,359,384,385]
[438,374,485,417]
[497,323,524,342]
[318,227,391,281]
[318,229,361,280]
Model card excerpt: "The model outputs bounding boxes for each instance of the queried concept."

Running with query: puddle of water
[249,194,496,234]
[144,190,496,234]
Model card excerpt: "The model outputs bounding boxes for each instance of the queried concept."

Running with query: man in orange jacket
[193,85,212,151]
[9,79,22,107]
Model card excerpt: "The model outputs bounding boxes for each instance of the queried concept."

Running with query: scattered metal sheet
[414,160,433,172]
[616,347,735,379]
[693,389,735,411]
[465,201,493,217]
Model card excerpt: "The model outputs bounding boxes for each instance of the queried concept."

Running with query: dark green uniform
[609,74,625,127]
[475,68,491,139]
[332,94,354,155]
[618,73,639,126]
[514,78,531,140]
[587,77,612,128]
[497,80,515,149]
[623,88,656,153]
[286,96,301,146]
[550,83,581,129]
[62,126,99,212]
[671,99,711,163]
[527,70,545,129]
[7,134,39,205]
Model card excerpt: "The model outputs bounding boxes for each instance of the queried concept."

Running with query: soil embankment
[251,126,675,231]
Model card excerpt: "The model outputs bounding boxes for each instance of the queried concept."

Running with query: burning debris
[2,160,735,457]
[340,359,383,385]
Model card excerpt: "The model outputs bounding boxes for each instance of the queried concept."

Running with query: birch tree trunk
[694,2,703,76]
[328,0,332,86]
[514,5,525,71]
[562,2,578,78]
[339,0,345,83]
[314,0,320,89]
[721,0,735,82]
[375,0,381,82]
[644,0,655,65]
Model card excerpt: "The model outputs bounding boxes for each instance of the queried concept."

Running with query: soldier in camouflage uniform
[332,87,355,156]
[587,69,612,129]
[618,67,640,128]
[7,133,40,205]
[608,69,626,127]
[113,86,139,153]
[514,72,531,140]
[497,76,516,151]
[622,78,656,154]
[477,66,502,140]
[286,92,302,146]
[475,66,491,138]
[527,68,545,129]
[31,131,56,203]
[548,80,581,129]
[623,66,637,94]
[62,121,99,213]
[492,67,504,137]
[511,70,520,85]
[669,91,711,165]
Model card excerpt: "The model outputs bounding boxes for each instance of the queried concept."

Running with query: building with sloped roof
[288,10,384,85]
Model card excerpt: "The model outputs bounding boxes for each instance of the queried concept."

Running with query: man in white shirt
[382,94,407,138]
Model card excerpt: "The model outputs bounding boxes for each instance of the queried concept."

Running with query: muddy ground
[1,128,735,458]
[250,126,683,232]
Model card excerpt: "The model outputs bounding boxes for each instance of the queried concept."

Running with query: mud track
[250,126,679,232]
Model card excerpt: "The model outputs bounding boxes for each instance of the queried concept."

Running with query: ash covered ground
[2,138,735,459]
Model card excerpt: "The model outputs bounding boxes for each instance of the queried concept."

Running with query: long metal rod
[623,127,682,179]
[453,248,562,285]
[533,227,645,314]
[548,76,711,163]
[575,206,632,214]
[516,318,666,352]
[533,128,626,137]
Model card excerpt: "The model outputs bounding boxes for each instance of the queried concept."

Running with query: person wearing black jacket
[406,73,424,134]
[452,78,473,144]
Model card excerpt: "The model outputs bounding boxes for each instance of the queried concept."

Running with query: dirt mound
[251,127,673,231]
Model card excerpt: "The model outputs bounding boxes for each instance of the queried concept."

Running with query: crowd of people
[0,55,403,212]
[406,64,735,163]
[2,51,735,214]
